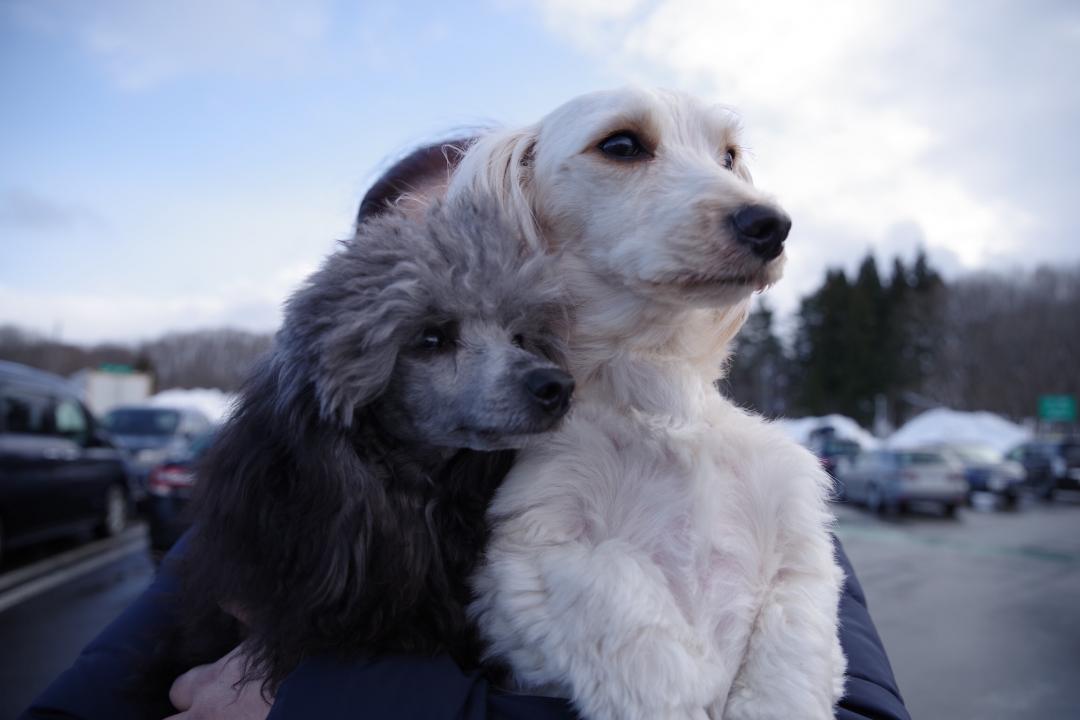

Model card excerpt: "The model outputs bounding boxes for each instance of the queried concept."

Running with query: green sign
[1038,395,1076,422]
[99,363,134,374]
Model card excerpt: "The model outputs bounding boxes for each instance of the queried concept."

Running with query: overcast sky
[2,0,1078,343]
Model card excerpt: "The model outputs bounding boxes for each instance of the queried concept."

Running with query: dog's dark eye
[722,149,736,171]
[512,334,526,348]
[419,325,455,351]
[599,132,648,160]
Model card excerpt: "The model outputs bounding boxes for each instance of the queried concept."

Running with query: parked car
[0,361,131,563]
[145,430,214,557]
[103,404,212,508]
[1005,438,1080,500]
[843,448,968,517]
[929,444,1025,510]
[810,435,862,482]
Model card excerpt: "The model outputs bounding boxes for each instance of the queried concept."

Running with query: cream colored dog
[449,87,846,720]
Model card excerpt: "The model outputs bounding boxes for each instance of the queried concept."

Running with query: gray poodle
[149,197,574,697]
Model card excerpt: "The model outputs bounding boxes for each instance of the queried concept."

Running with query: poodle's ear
[314,328,401,427]
[448,125,543,251]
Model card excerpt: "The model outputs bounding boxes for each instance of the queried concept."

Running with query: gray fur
[281,197,569,447]
[152,197,573,696]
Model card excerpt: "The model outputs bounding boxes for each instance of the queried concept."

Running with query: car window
[190,431,216,456]
[897,451,946,466]
[54,398,89,442]
[1,388,56,435]
[950,446,1000,464]
[104,408,181,435]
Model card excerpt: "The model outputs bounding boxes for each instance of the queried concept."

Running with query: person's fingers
[169,647,238,711]
[168,663,209,711]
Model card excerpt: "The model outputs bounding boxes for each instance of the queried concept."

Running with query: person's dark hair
[356,136,477,224]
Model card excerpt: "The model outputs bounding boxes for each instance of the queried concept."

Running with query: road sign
[1038,395,1076,422]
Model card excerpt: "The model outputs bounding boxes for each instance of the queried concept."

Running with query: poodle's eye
[598,132,648,160]
[512,333,526,348]
[418,324,456,351]
[722,149,736,171]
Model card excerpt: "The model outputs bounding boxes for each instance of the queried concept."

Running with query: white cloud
[7,0,331,90]
[0,188,107,231]
[0,261,315,344]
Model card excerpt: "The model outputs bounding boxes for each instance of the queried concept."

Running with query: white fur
[452,88,846,720]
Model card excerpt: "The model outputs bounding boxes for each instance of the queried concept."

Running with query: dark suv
[1006,439,1080,500]
[0,361,131,563]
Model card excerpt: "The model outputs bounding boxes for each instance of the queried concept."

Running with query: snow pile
[149,388,237,424]
[887,408,1031,454]
[773,414,881,449]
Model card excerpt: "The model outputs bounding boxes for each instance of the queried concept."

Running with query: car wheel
[1000,493,1019,511]
[97,485,128,538]
[943,503,958,519]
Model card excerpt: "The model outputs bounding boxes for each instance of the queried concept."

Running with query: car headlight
[1052,457,1067,478]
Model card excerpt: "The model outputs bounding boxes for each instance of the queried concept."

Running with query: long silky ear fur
[447,125,543,251]
[163,349,384,693]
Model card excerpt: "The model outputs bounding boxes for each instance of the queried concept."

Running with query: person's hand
[165,645,272,720]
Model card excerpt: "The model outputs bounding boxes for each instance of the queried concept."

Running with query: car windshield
[949,446,1001,464]
[189,431,216,456]
[104,408,180,436]
[896,451,946,466]
[825,439,860,455]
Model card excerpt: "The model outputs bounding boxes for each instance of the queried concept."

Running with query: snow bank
[887,408,1031,454]
[773,414,881,449]
[149,388,237,424]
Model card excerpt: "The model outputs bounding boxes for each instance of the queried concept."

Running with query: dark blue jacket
[21,536,909,720]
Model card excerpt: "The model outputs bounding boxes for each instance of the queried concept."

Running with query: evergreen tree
[794,269,853,418]
[845,254,888,424]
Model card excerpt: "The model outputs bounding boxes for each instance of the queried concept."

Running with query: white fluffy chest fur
[470,370,844,720]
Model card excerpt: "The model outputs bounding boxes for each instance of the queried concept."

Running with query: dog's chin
[633,258,783,309]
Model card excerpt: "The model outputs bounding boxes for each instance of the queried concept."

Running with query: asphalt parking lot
[2,498,1078,719]
[835,493,1080,720]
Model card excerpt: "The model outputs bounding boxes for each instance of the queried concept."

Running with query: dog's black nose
[731,205,791,261]
[524,368,574,416]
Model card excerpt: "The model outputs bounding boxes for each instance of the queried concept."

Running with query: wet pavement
[2,498,1079,719]
[0,530,153,720]
[834,493,1080,720]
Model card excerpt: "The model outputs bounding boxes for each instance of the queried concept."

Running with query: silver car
[931,444,1025,510]
[843,448,968,517]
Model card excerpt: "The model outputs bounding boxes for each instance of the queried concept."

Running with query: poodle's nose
[732,205,791,261]
[524,368,574,416]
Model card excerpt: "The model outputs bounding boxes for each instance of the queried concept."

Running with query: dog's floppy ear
[277,243,412,428]
[448,125,544,251]
[315,325,401,427]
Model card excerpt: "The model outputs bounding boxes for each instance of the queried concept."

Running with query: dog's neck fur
[564,259,744,418]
